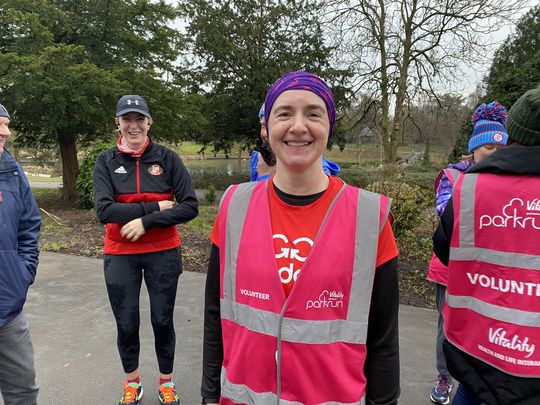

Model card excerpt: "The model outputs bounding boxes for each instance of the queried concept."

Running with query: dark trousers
[0,312,38,405]
[104,247,182,374]
[452,384,486,405]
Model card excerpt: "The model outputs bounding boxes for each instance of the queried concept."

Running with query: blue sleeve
[322,156,340,176]
[17,170,41,283]
[250,151,259,181]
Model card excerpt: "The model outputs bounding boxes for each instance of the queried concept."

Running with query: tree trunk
[383,134,398,163]
[59,136,79,202]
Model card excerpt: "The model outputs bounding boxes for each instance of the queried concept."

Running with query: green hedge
[189,170,249,190]
[366,180,432,237]
[76,143,115,208]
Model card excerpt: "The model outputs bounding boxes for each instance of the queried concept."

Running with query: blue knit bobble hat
[0,104,9,119]
[258,104,265,121]
[468,101,508,153]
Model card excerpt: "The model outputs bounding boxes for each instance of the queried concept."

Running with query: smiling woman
[92,94,198,405]
[201,71,400,405]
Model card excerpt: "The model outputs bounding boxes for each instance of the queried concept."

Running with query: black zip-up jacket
[93,140,198,254]
[433,145,540,405]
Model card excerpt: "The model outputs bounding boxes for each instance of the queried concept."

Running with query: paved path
[28,182,223,202]
[1,252,450,405]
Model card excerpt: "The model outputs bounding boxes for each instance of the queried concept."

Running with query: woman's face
[116,112,152,150]
[267,90,329,174]
[473,143,502,163]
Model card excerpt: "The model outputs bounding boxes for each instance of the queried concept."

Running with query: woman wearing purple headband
[202,71,399,405]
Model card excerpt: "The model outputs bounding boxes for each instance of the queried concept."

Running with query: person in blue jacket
[249,104,276,181]
[250,104,340,181]
[0,103,41,405]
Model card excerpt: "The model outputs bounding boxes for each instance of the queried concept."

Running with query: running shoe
[159,382,181,404]
[430,374,453,405]
[119,381,143,405]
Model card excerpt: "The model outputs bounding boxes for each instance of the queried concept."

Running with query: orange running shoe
[119,381,143,405]
[159,382,181,404]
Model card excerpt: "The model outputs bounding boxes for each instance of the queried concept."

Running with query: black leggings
[104,247,182,374]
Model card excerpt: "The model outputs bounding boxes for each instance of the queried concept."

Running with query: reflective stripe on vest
[221,368,366,405]
[443,168,461,185]
[219,180,385,403]
[446,173,540,377]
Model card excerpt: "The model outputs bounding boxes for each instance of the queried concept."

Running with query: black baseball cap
[115,95,151,117]
[0,104,9,119]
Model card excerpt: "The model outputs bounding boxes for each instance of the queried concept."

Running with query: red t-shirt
[210,177,398,297]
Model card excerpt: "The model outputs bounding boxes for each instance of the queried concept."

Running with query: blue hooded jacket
[250,152,340,181]
[0,149,41,327]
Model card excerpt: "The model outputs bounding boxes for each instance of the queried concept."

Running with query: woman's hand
[158,200,175,211]
[120,218,146,241]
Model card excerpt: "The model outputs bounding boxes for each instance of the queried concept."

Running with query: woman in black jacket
[93,95,198,405]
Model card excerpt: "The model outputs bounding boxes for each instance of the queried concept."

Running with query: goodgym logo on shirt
[273,233,313,284]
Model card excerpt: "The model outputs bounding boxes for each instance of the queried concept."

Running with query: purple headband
[264,71,335,138]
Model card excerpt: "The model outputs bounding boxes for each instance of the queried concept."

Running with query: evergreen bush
[76,143,114,208]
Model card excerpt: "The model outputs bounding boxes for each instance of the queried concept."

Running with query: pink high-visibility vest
[217,180,391,404]
[428,168,462,285]
[444,173,540,377]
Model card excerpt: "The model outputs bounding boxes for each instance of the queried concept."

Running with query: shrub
[339,168,376,188]
[401,171,439,191]
[189,169,248,190]
[204,184,217,205]
[365,180,432,237]
[76,143,114,208]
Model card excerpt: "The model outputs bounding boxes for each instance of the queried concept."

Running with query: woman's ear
[148,117,153,126]
[115,118,120,127]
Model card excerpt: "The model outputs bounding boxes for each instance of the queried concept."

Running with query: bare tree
[326,0,528,163]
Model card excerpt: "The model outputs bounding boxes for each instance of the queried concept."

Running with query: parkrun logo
[480,198,540,230]
[488,327,535,358]
[467,273,540,297]
[306,290,344,310]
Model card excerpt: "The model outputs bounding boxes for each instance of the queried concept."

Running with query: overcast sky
[169,1,534,97]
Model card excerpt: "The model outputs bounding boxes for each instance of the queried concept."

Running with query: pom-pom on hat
[468,101,508,153]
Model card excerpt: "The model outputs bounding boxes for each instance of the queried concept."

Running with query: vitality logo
[488,327,535,358]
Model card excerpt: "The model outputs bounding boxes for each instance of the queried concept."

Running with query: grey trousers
[435,283,450,377]
[0,312,39,405]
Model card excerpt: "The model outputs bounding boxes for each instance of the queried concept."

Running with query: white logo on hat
[126,99,140,106]
[493,133,503,142]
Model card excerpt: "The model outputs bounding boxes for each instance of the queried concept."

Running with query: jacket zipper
[136,158,140,194]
